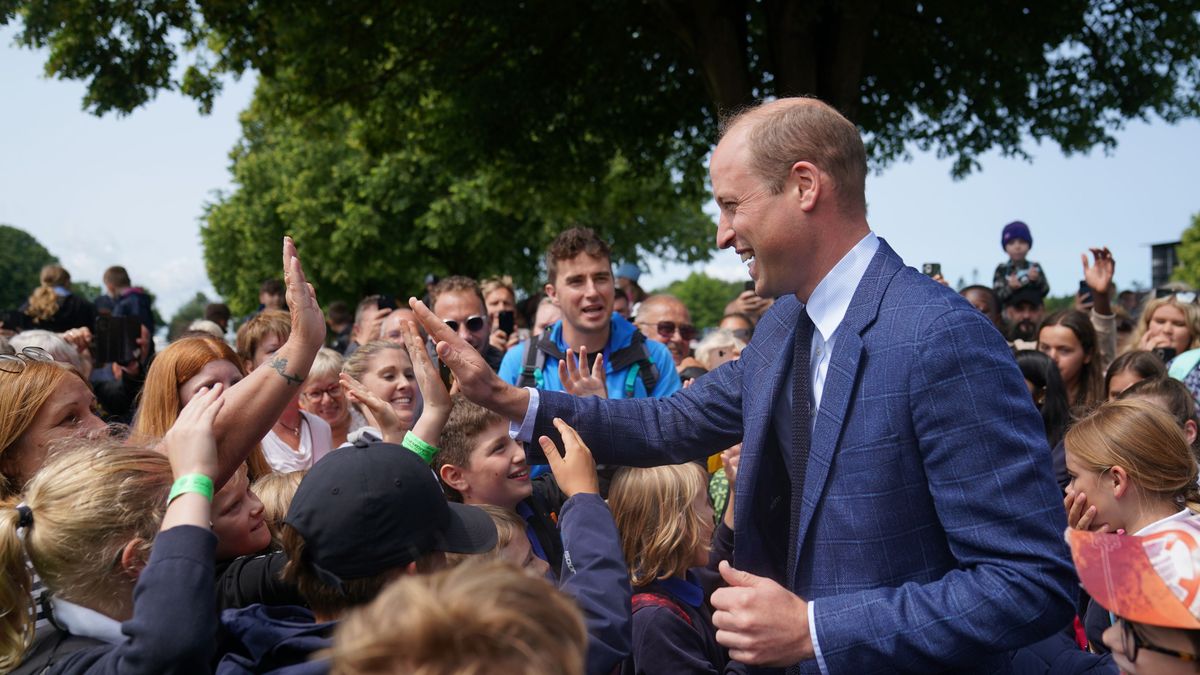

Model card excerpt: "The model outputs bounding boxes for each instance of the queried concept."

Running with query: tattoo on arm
[270,357,305,386]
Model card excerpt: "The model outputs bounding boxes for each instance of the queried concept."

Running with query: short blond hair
[609,463,709,587]
[0,360,79,499]
[330,560,586,675]
[444,505,522,568]
[251,470,306,549]
[695,329,746,370]
[0,441,169,670]
[236,309,291,365]
[1129,296,1200,354]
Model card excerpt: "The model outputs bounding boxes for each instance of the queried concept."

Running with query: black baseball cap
[283,441,496,586]
[1004,284,1045,310]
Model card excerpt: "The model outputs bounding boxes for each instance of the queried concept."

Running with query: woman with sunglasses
[1064,398,1200,655]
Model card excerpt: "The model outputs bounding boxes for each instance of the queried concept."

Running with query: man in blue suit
[411,97,1076,673]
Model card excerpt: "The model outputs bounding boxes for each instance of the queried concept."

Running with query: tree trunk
[652,0,755,115]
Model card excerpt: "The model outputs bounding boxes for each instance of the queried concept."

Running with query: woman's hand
[538,418,599,497]
[163,382,225,480]
[283,236,326,354]
[340,373,405,444]
[1064,489,1110,533]
[559,347,607,399]
[403,319,451,448]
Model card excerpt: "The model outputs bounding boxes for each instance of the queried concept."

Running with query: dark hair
[102,265,131,288]
[1015,350,1069,449]
[1039,309,1104,416]
[959,285,1004,333]
[326,300,351,326]
[204,303,231,324]
[259,278,285,296]
[613,288,628,302]
[1105,351,1167,397]
[546,227,611,285]
[430,276,485,313]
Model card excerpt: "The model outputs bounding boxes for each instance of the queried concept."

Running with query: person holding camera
[993,221,1050,306]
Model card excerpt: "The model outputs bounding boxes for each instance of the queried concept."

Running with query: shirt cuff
[508,387,539,443]
[809,600,829,674]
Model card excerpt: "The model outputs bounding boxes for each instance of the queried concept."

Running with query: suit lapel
[789,240,904,581]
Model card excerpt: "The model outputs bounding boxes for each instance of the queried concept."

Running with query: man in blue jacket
[415,98,1077,673]
[499,227,679,400]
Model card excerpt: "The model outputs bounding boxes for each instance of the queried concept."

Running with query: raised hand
[283,236,326,353]
[538,417,600,497]
[402,319,451,448]
[340,373,405,444]
[163,383,225,481]
[409,298,530,422]
[559,347,607,398]
[1081,247,1115,316]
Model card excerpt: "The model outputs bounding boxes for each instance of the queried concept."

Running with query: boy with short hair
[217,441,497,674]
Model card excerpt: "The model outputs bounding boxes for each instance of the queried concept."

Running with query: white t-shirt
[260,410,334,472]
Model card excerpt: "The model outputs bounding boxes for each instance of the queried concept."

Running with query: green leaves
[0,224,57,312]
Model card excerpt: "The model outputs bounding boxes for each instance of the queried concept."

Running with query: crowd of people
[1,96,1200,674]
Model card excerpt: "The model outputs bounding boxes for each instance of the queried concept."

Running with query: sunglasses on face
[643,320,696,341]
[1120,618,1198,664]
[444,315,486,333]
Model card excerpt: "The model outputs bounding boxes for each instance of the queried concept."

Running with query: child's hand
[721,444,741,529]
[1007,273,1022,290]
[559,347,607,399]
[538,417,599,497]
[340,373,405,443]
[402,320,450,413]
[163,383,225,480]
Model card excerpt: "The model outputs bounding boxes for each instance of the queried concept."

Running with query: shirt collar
[803,232,879,340]
[1134,508,1194,535]
[51,597,125,645]
[655,573,704,608]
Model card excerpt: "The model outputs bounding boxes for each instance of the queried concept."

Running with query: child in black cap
[216,441,496,674]
[994,220,1050,305]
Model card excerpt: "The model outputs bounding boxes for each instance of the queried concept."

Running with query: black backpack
[516,330,659,397]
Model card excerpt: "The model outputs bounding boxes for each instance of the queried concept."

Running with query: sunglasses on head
[444,315,486,333]
[646,320,696,341]
[1156,288,1198,304]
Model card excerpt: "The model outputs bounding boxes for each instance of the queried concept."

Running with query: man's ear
[1110,465,1130,499]
[119,538,149,581]
[439,464,469,495]
[789,160,822,212]
[544,283,559,304]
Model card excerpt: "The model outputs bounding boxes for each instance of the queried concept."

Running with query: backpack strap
[517,334,566,389]
[609,331,659,396]
[1169,348,1200,380]
[631,592,693,627]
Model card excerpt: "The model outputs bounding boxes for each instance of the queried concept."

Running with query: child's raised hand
[340,373,405,443]
[538,417,599,497]
[559,347,607,399]
[402,320,450,413]
[163,383,225,481]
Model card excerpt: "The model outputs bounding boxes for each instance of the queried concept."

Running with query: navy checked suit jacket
[534,240,1076,674]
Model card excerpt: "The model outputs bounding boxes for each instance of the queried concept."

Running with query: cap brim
[1068,527,1200,629]
[434,502,498,555]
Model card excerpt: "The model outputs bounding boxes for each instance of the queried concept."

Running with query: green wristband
[167,474,214,505]
[402,431,440,465]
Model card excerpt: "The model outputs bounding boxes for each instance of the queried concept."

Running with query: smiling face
[453,420,533,510]
[3,375,107,491]
[211,468,271,561]
[360,348,422,431]
[1039,325,1088,389]
[636,298,693,365]
[711,124,806,300]
[299,373,350,428]
[179,359,243,407]
[546,253,614,337]
[433,290,490,355]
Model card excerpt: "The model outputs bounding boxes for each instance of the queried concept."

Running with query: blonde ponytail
[0,500,35,672]
[24,265,71,324]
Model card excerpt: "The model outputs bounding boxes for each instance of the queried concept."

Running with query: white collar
[51,597,125,645]
[1134,508,1194,536]
[803,232,879,340]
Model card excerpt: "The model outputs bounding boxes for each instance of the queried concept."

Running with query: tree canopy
[0,224,57,312]
[1175,212,1200,289]
[653,272,746,330]
[7,1,1200,309]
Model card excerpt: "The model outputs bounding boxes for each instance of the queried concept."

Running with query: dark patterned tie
[786,308,814,595]
[784,308,815,675]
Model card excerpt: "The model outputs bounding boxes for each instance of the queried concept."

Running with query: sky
[3,23,1199,319]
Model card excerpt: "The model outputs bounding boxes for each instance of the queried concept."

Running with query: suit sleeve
[811,307,1076,673]
[534,355,744,467]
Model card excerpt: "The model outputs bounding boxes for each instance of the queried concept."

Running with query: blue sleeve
[646,340,681,397]
[534,356,743,467]
[498,341,527,386]
[53,526,218,675]
[557,493,632,675]
[1011,631,1117,675]
[812,307,1076,672]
